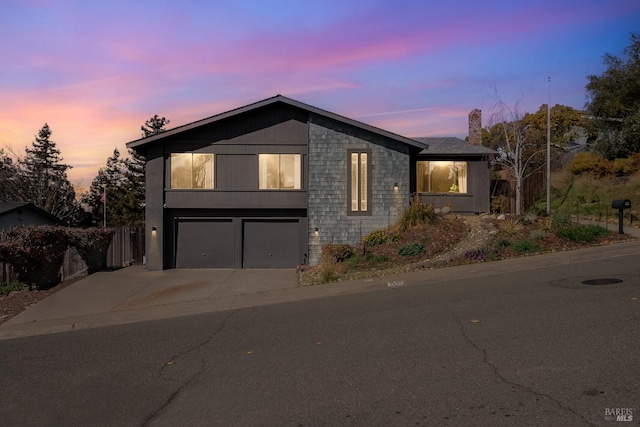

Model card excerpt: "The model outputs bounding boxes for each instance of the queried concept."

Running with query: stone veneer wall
[308,114,410,265]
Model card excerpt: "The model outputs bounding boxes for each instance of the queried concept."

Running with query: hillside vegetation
[531,152,640,224]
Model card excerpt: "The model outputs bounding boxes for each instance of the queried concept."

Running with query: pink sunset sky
[1,0,639,189]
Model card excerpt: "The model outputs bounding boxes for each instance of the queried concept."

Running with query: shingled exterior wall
[308,114,410,265]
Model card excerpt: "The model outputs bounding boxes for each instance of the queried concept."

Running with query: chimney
[468,109,482,146]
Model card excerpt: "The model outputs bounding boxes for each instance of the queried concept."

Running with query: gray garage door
[243,220,300,268]
[175,219,234,268]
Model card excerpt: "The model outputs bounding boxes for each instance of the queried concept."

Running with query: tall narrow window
[171,153,214,189]
[348,150,371,215]
[258,154,301,189]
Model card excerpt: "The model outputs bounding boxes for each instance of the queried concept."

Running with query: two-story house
[126,95,494,270]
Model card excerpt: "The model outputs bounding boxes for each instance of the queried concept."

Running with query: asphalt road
[1,252,639,426]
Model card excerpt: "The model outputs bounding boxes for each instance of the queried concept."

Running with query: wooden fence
[1,225,145,285]
[492,153,573,214]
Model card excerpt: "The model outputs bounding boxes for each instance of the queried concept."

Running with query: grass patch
[0,281,26,296]
[556,224,610,243]
[511,239,541,253]
[345,253,390,269]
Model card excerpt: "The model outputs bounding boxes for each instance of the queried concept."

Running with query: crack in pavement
[453,313,598,427]
[142,310,238,426]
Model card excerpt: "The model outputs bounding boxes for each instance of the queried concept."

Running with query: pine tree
[82,148,130,226]
[141,115,170,137]
[0,149,22,202]
[21,124,78,222]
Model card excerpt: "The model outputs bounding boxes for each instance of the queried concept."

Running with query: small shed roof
[0,202,61,223]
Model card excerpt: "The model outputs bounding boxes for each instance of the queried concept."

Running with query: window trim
[347,149,372,216]
[170,153,215,190]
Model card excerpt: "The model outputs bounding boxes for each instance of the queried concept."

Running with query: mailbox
[612,199,631,234]
[612,199,631,209]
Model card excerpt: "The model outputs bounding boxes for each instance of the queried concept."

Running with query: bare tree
[490,100,545,215]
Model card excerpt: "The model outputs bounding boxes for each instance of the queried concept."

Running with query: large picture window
[417,161,467,193]
[348,150,371,215]
[171,153,214,189]
[258,154,301,189]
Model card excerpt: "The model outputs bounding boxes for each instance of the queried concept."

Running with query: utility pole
[547,77,551,215]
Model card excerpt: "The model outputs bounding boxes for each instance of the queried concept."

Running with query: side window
[417,161,467,193]
[258,154,301,189]
[347,150,371,215]
[170,153,214,189]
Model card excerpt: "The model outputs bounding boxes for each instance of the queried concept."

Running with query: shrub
[498,217,523,236]
[398,196,437,231]
[551,213,573,229]
[557,224,609,243]
[592,159,614,178]
[363,229,390,247]
[491,195,510,214]
[69,228,115,274]
[321,243,354,264]
[0,226,72,290]
[529,229,547,241]
[397,242,426,257]
[511,239,541,253]
[612,157,637,176]
[494,239,512,249]
[569,152,604,175]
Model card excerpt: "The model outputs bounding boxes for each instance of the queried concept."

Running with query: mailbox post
[612,199,631,234]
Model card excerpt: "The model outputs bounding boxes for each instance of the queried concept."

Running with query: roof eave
[126,95,429,151]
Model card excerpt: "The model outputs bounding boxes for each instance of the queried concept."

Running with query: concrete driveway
[2,234,640,340]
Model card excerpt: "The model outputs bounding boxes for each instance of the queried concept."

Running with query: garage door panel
[176,219,234,268]
[243,220,299,268]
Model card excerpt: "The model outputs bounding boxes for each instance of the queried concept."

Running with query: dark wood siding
[162,104,309,211]
[165,191,307,209]
[216,154,257,190]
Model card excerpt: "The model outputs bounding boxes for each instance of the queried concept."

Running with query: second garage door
[243,220,300,268]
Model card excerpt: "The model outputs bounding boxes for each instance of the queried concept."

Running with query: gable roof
[0,202,61,223]
[414,137,496,156]
[126,94,428,151]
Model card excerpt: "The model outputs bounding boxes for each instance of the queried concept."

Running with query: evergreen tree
[0,149,23,202]
[141,115,170,137]
[82,148,131,226]
[21,124,78,223]
[122,148,145,224]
